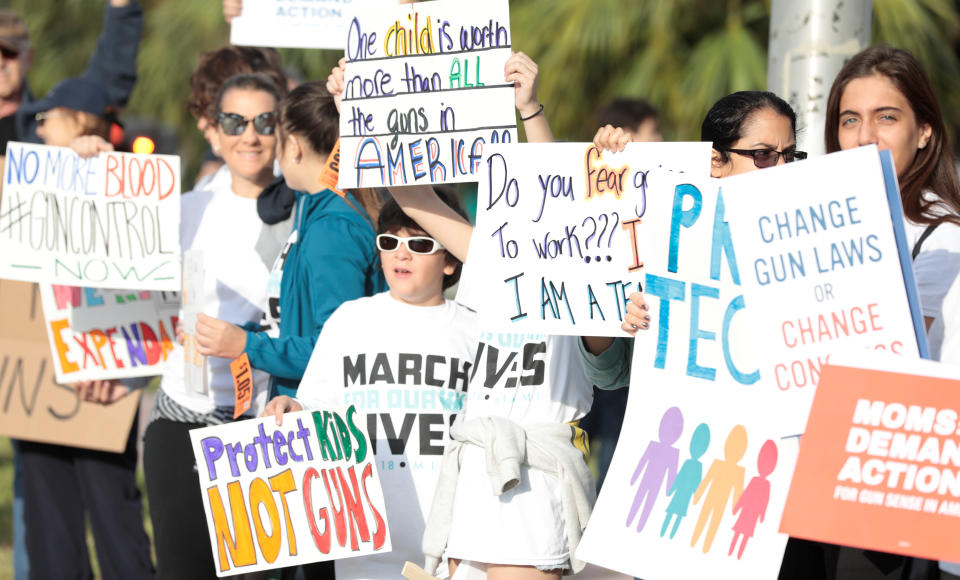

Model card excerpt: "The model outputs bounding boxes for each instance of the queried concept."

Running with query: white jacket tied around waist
[422,416,597,575]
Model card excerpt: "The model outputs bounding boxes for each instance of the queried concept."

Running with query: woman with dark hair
[826,44,960,580]
[583,89,806,382]
[141,72,289,580]
[826,45,960,359]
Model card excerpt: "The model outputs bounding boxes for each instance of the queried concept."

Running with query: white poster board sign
[578,177,796,579]
[721,146,924,432]
[189,408,391,576]
[230,0,358,50]
[466,142,711,335]
[0,142,181,290]
[40,285,180,383]
[580,148,927,578]
[338,0,516,188]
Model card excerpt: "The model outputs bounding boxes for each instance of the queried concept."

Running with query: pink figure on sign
[729,439,778,560]
[626,407,682,533]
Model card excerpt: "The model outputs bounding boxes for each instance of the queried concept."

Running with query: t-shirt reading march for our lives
[296,291,478,579]
[442,261,593,567]
[161,166,283,414]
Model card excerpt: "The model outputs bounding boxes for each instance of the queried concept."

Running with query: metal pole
[767,0,872,157]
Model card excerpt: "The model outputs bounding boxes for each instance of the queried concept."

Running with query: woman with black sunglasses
[141,72,294,580]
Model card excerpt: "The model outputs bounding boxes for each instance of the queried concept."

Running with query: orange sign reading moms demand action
[782,358,960,560]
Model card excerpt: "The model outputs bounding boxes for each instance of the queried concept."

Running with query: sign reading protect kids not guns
[468,142,711,335]
[338,0,516,188]
[578,177,798,579]
[39,284,180,383]
[782,354,960,562]
[0,142,181,290]
[722,146,925,433]
[189,408,391,576]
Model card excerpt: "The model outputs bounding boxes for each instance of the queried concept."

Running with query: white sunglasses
[376,234,445,255]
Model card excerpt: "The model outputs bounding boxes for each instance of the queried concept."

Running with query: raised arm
[505,51,553,144]
[82,0,143,109]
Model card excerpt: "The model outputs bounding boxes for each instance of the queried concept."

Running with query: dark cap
[0,11,29,53]
[20,77,112,120]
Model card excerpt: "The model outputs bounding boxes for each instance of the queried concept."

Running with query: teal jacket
[245,188,385,397]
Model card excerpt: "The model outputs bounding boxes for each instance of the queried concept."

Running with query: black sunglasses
[721,148,808,168]
[376,234,445,255]
[216,111,278,136]
[0,46,20,60]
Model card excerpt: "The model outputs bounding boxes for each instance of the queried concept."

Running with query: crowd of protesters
[3,1,960,580]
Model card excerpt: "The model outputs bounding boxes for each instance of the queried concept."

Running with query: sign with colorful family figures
[578,177,797,579]
[466,142,711,335]
[230,0,357,50]
[782,354,960,562]
[0,280,142,453]
[189,407,391,576]
[0,142,181,290]
[39,284,180,383]
[722,146,925,433]
[337,0,517,188]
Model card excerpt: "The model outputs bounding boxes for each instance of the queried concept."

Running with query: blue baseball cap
[21,77,112,120]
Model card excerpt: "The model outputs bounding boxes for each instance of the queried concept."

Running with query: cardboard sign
[189,407,391,576]
[0,142,181,290]
[467,142,711,335]
[231,0,357,50]
[722,146,924,432]
[0,280,141,453]
[39,284,179,383]
[338,0,516,188]
[578,177,797,579]
[182,249,206,394]
[782,354,960,561]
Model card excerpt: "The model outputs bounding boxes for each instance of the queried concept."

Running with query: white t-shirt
[904,212,960,360]
[442,261,593,567]
[160,166,288,414]
[297,292,478,580]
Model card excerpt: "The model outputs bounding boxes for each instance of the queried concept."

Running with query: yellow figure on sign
[690,425,747,553]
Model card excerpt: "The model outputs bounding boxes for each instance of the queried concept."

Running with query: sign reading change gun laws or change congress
[231,0,357,50]
[722,146,926,434]
[466,142,711,336]
[0,142,181,290]
[782,354,960,562]
[338,0,516,188]
[190,408,391,576]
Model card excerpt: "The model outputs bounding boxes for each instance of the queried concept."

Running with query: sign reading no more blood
[0,142,181,290]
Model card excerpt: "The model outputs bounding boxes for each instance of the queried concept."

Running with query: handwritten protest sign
[782,354,960,561]
[338,0,516,188]
[0,142,181,290]
[0,280,141,452]
[578,177,796,579]
[40,284,179,383]
[190,408,391,576]
[466,142,711,335]
[230,0,356,49]
[722,146,924,432]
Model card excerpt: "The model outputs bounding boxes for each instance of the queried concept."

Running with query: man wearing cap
[1,3,144,580]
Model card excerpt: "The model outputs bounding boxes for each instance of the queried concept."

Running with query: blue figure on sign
[626,407,682,532]
[661,422,711,539]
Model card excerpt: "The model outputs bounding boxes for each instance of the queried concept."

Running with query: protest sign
[338,0,516,188]
[0,142,181,290]
[782,354,960,562]
[0,280,141,453]
[189,408,391,576]
[230,0,355,50]
[722,146,924,432]
[578,176,797,579]
[40,284,179,383]
[465,141,711,335]
[182,249,206,394]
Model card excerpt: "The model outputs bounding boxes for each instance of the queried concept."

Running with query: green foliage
[7,0,960,175]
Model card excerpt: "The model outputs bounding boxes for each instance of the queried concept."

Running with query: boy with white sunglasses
[262,188,478,580]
